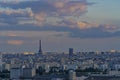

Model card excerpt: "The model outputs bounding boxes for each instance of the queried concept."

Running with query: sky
[0,0,120,53]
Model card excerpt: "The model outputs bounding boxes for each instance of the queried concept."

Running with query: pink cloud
[7,40,23,45]
[7,33,17,37]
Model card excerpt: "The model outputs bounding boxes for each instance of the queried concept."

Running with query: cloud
[69,28,113,38]
[34,12,47,26]
[7,33,17,37]
[0,0,91,25]
[53,0,88,16]
[0,7,33,25]
[0,22,120,38]
[0,0,38,4]
[0,0,120,38]
[0,7,33,16]
[7,40,23,45]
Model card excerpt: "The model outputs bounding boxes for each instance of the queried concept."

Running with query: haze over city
[0,0,120,52]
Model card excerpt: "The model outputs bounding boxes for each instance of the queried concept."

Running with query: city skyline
[0,0,120,52]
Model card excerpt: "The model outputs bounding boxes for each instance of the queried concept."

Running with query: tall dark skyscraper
[38,40,42,54]
[69,48,73,56]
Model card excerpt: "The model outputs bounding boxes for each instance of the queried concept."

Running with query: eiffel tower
[38,40,42,54]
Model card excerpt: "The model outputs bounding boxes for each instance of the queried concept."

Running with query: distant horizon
[0,46,120,53]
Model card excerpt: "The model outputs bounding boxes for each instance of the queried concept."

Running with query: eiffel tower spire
[38,40,42,54]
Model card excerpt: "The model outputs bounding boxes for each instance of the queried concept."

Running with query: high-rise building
[10,68,21,79]
[10,68,36,79]
[69,48,74,56]
[69,70,76,80]
[22,68,36,78]
[38,40,42,54]
[0,52,3,71]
